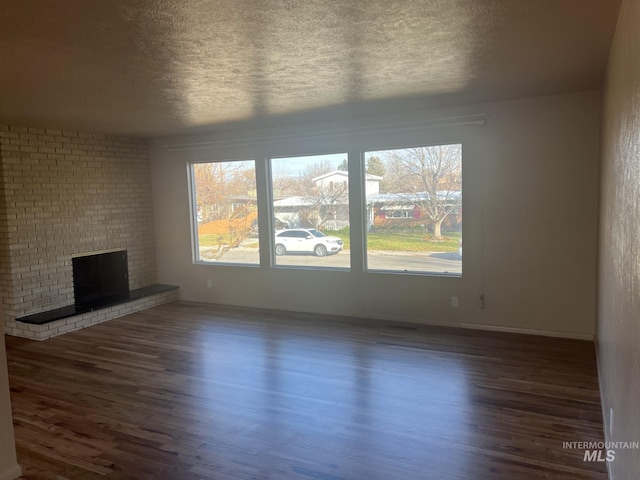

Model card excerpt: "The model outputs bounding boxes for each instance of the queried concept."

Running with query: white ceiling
[0,0,621,137]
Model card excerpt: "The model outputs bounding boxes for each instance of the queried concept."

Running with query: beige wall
[151,90,600,339]
[598,0,640,477]
[0,125,157,336]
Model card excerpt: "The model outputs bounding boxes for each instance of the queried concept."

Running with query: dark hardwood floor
[6,302,607,479]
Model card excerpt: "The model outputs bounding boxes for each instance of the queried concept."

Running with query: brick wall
[0,125,157,330]
[0,137,10,332]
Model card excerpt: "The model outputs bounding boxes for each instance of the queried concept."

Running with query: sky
[271,153,347,177]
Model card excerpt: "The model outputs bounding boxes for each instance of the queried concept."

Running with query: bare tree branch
[377,145,461,237]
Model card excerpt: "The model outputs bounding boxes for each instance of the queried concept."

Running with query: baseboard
[422,320,595,340]
[594,339,614,480]
[0,464,22,480]
[178,300,595,341]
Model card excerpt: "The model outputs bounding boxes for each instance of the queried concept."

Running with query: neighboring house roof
[312,170,383,183]
[273,196,316,207]
[273,191,461,208]
[366,191,461,205]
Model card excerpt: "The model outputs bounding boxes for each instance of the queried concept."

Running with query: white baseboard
[0,464,22,480]
[426,320,595,340]
[179,300,596,341]
[347,308,596,340]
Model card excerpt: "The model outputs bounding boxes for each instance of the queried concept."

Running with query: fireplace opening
[72,250,130,308]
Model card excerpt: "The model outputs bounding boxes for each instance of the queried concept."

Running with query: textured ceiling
[0,0,622,137]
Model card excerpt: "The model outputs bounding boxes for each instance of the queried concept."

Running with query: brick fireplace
[0,125,173,340]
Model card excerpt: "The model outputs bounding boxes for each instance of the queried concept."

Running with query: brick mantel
[0,125,158,336]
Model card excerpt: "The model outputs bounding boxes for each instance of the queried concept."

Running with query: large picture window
[189,144,463,277]
[364,144,462,275]
[191,160,259,265]
[270,153,350,269]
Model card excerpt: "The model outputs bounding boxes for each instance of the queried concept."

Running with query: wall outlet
[451,296,459,307]
[207,279,212,288]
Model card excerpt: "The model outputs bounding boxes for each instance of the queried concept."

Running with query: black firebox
[72,250,130,308]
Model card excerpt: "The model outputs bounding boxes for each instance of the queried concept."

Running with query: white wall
[598,0,640,477]
[150,90,600,339]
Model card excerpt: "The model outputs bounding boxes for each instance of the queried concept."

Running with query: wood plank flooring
[6,302,607,479]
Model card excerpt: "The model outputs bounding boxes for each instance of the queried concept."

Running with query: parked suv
[274,228,343,257]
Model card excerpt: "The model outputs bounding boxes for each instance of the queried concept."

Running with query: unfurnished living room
[0,1,638,479]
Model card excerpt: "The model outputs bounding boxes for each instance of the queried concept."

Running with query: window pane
[192,160,259,265]
[365,145,462,275]
[271,153,350,269]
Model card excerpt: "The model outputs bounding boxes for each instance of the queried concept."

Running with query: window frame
[188,158,261,268]
[268,152,353,272]
[185,135,465,278]
[362,141,463,277]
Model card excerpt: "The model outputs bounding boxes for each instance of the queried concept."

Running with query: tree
[366,156,385,176]
[193,162,255,223]
[337,158,348,171]
[296,161,348,229]
[193,161,257,257]
[381,145,461,238]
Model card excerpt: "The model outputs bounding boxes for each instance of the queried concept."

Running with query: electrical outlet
[451,296,459,307]
[207,279,212,288]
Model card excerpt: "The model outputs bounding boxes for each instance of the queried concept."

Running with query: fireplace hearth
[14,248,178,326]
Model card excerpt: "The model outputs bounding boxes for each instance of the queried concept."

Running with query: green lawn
[324,229,461,253]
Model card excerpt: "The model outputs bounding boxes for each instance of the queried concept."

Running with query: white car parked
[274,228,343,257]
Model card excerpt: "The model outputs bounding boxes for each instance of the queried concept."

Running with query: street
[200,248,462,275]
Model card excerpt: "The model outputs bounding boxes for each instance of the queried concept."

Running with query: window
[364,144,462,275]
[191,160,259,265]
[189,144,462,276]
[271,153,350,269]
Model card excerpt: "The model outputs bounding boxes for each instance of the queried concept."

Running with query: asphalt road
[201,248,462,275]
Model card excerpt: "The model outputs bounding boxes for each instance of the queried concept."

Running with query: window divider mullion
[347,150,365,274]
[255,156,274,268]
